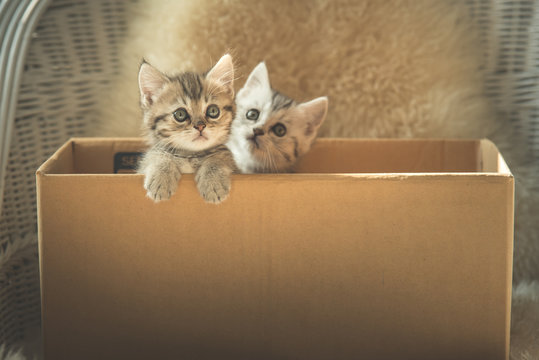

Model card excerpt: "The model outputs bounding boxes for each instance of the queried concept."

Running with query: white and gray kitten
[227,62,328,173]
[137,54,237,203]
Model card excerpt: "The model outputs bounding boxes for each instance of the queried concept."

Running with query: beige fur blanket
[99,0,495,140]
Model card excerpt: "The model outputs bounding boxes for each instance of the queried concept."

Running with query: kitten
[137,54,237,203]
[227,62,328,173]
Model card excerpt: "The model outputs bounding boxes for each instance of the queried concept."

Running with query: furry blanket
[89,0,538,359]
[98,0,495,140]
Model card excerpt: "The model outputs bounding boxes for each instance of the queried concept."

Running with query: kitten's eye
[272,123,287,137]
[206,104,220,119]
[173,108,189,122]
[246,109,259,121]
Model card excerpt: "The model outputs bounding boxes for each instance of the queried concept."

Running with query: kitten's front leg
[138,148,181,202]
[195,153,236,204]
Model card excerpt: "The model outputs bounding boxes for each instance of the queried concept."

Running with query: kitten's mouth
[248,136,260,149]
[193,134,209,141]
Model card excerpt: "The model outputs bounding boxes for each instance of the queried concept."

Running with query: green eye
[246,109,259,121]
[272,123,287,137]
[173,108,189,122]
[206,104,220,119]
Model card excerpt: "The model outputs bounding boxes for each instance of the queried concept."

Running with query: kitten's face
[230,62,328,173]
[138,55,235,152]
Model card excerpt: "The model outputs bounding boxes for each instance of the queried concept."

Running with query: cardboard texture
[36,138,514,360]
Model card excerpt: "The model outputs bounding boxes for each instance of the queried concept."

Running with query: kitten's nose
[194,122,206,132]
[253,128,264,137]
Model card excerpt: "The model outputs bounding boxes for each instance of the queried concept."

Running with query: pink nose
[194,123,206,132]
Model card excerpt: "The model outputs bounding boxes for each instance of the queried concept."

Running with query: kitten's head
[138,54,235,151]
[232,62,328,172]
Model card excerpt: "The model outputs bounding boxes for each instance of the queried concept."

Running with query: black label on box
[114,152,143,174]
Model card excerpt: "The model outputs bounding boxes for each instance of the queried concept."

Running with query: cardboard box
[36,138,514,360]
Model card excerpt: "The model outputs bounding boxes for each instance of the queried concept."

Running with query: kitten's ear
[238,62,271,100]
[138,61,168,108]
[296,96,328,145]
[206,54,234,96]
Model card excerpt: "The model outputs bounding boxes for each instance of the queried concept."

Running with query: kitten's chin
[185,139,215,151]
[192,134,209,143]
[171,135,223,152]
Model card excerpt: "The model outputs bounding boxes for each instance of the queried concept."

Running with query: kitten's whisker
[261,150,270,173]
[264,146,277,173]
[267,152,273,173]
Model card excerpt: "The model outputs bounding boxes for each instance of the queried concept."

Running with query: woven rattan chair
[0,0,537,358]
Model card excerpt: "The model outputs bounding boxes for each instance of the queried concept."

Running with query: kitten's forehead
[152,85,196,114]
[238,84,272,108]
[172,72,204,100]
[155,73,231,112]
[237,89,296,127]
[266,108,293,127]
[262,91,296,126]
[270,91,295,112]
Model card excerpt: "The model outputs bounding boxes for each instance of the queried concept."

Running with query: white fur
[226,62,274,173]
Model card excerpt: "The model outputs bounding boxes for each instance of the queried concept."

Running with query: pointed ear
[297,96,328,142]
[138,61,168,108]
[206,54,234,96]
[238,62,271,100]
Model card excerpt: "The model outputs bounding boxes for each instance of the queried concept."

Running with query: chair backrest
[0,0,130,348]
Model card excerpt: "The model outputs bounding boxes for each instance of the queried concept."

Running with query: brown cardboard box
[36,138,514,360]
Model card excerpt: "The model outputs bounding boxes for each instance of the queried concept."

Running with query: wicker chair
[0,0,130,353]
[0,0,537,358]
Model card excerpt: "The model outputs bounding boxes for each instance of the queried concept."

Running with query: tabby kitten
[137,54,237,203]
[227,62,328,173]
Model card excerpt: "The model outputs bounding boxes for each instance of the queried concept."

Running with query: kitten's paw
[144,169,180,202]
[195,172,231,204]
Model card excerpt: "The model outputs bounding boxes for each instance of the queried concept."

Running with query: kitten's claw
[144,169,180,202]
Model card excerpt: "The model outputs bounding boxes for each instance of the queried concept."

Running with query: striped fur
[137,54,238,203]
